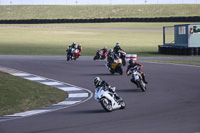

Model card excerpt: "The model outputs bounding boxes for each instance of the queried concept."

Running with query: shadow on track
[117,88,144,93]
[65,109,106,114]
[82,73,123,76]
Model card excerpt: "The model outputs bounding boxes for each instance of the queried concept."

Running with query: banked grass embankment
[0,5,200,20]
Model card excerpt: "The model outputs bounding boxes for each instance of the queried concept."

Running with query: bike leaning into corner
[126,59,148,92]
[94,77,125,112]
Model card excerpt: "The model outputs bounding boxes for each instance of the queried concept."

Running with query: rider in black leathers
[113,43,124,55]
[107,49,119,69]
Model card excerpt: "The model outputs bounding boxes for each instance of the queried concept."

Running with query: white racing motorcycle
[128,66,147,92]
[95,86,125,112]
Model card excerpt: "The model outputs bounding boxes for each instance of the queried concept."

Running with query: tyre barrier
[158,45,200,56]
[0,16,200,24]
[126,54,137,61]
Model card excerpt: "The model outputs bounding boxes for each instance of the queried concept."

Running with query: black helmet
[129,59,135,64]
[108,49,113,53]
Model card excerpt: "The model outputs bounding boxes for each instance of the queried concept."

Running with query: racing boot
[142,74,148,84]
[106,63,111,70]
[131,78,139,88]
[114,93,122,103]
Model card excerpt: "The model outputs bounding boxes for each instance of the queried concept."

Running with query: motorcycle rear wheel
[101,98,113,112]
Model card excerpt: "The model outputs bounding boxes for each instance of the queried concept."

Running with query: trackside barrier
[0,16,200,24]
[126,54,137,61]
[158,45,200,55]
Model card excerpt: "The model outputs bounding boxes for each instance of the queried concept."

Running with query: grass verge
[0,71,68,117]
[1,22,198,57]
[0,5,200,20]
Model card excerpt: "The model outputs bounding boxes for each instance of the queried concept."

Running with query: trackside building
[158,24,200,55]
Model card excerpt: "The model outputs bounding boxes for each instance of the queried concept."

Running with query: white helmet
[116,43,120,47]
[94,77,100,87]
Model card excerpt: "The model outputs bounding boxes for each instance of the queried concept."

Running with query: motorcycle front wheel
[67,54,71,61]
[120,100,126,109]
[101,98,113,112]
[116,66,123,75]
[122,58,126,66]
[138,80,146,92]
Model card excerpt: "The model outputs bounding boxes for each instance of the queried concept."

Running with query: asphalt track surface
[0,55,200,133]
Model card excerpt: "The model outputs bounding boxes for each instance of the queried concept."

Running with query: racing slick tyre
[139,80,146,92]
[101,98,113,112]
[110,69,115,74]
[67,55,71,61]
[93,56,97,60]
[120,100,126,109]
[117,66,123,75]
[122,58,126,66]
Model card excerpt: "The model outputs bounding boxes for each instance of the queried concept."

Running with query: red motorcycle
[93,50,107,60]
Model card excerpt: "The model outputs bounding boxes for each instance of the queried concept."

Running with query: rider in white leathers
[93,77,120,102]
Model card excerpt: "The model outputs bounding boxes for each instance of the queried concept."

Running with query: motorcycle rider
[113,43,124,55]
[93,77,121,102]
[77,43,82,56]
[100,47,108,58]
[126,59,148,87]
[67,42,77,58]
[106,49,118,69]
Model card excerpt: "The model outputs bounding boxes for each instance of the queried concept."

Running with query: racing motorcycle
[118,51,126,66]
[105,56,123,75]
[93,50,107,60]
[66,48,80,61]
[127,66,146,92]
[95,86,125,112]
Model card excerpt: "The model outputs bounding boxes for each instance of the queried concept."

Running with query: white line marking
[24,77,47,81]
[11,73,30,76]
[5,110,49,117]
[58,87,82,91]
[69,93,88,98]
[56,101,81,105]
[40,82,63,85]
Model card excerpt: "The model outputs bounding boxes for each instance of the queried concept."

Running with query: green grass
[0,5,200,20]
[140,60,200,66]
[1,22,193,57]
[0,72,68,117]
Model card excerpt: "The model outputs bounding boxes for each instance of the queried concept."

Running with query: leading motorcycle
[66,48,80,61]
[127,66,147,92]
[105,57,123,75]
[95,86,125,112]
